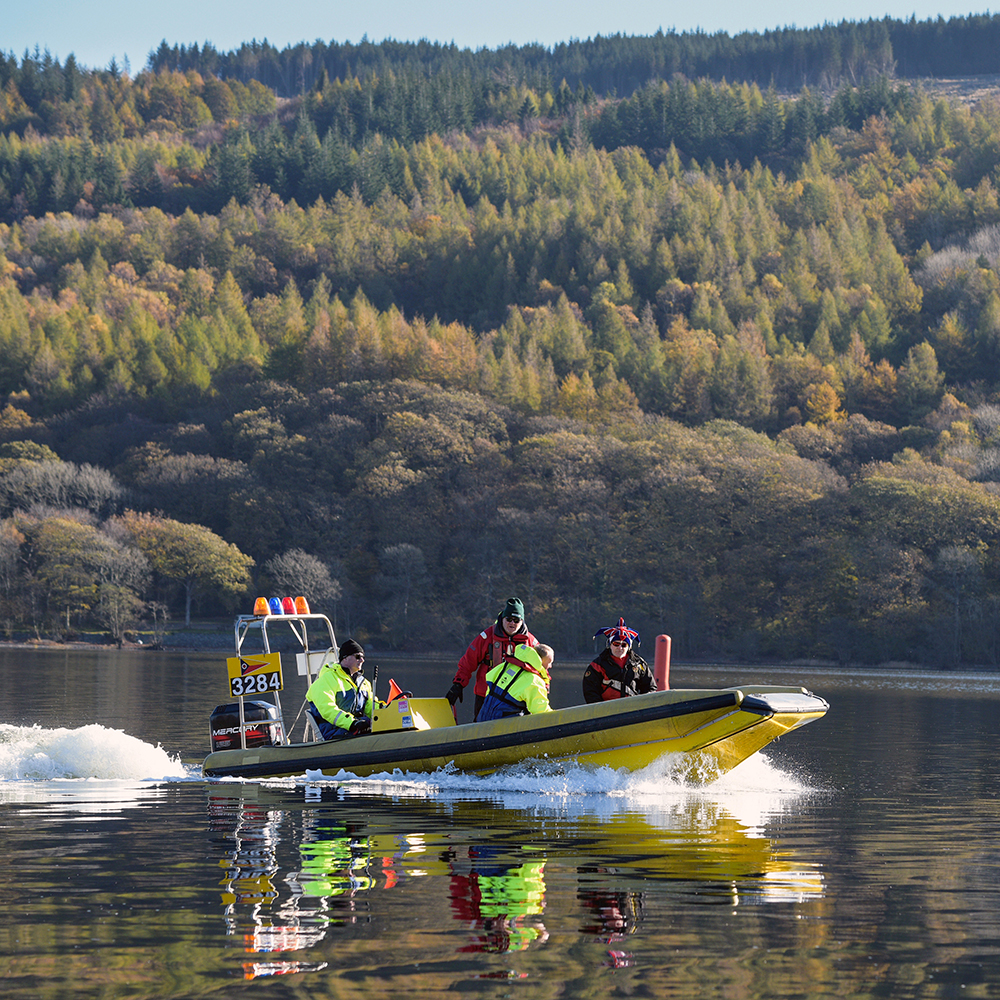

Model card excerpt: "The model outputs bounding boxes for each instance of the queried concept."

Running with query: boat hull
[202,686,828,781]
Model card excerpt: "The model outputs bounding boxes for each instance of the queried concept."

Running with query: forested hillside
[1,21,1000,664]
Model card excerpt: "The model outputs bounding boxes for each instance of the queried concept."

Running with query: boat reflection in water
[208,756,826,980]
[578,886,645,968]
[211,793,328,980]
[449,848,549,955]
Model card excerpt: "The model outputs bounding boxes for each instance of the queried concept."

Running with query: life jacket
[488,617,531,668]
[454,619,538,699]
[478,644,550,722]
[478,663,528,721]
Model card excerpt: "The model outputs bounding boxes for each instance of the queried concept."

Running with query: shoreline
[0,635,996,673]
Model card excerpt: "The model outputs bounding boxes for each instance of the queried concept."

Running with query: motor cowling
[210,700,283,752]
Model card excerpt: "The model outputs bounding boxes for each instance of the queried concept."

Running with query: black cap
[338,638,364,660]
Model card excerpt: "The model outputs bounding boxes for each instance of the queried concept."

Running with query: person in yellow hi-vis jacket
[476,643,553,722]
[306,639,379,739]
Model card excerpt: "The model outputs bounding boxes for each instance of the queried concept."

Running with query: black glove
[349,717,372,735]
[445,681,464,705]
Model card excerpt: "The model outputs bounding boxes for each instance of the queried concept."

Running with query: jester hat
[594,617,640,647]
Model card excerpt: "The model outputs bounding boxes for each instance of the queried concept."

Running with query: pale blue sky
[4,0,993,71]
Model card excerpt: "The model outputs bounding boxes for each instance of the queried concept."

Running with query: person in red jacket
[446,597,538,721]
[583,617,654,703]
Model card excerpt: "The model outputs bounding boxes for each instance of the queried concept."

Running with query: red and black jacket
[454,617,538,698]
[582,648,654,703]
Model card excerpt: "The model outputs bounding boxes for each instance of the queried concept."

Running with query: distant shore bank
[0,633,993,674]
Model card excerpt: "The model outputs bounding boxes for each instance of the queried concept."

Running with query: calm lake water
[2,644,1000,999]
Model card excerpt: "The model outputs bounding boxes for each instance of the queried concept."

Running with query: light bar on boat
[251,595,313,617]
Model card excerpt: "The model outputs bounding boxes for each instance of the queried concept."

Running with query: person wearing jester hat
[583,618,654,703]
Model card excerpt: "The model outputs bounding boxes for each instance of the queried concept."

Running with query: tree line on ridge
[0,24,997,664]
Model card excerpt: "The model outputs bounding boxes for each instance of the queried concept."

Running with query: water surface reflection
[207,757,825,981]
[9,651,1000,998]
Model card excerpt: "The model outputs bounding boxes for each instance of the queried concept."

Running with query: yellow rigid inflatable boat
[203,685,828,781]
[201,606,828,782]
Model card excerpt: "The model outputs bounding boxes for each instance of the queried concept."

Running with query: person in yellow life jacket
[306,639,379,739]
[477,643,552,722]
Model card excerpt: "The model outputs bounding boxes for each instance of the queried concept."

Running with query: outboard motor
[210,700,283,752]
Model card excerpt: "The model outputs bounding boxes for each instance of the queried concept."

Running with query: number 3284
[230,672,282,697]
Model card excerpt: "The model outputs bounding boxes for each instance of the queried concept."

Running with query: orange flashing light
[253,597,269,616]
[294,596,311,614]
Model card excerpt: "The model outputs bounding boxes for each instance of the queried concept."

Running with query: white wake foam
[0,723,189,781]
[268,749,826,832]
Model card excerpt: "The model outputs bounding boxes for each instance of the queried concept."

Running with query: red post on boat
[654,634,671,690]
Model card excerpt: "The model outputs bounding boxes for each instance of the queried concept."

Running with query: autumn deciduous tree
[116,511,254,624]
[28,516,136,633]
[93,541,151,645]
[0,461,126,519]
[263,548,342,608]
[804,381,844,425]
